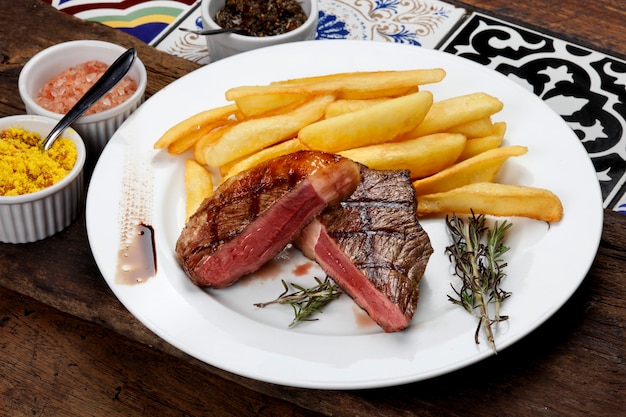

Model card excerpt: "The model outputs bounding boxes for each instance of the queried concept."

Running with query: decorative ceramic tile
[154,0,466,63]
[439,14,626,213]
[153,3,211,64]
[43,0,198,44]
[613,192,626,214]
[43,1,626,215]
[316,0,464,46]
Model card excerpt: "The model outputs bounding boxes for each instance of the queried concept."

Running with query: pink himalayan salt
[36,60,137,115]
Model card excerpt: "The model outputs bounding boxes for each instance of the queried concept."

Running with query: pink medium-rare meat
[295,167,433,332]
[176,151,361,289]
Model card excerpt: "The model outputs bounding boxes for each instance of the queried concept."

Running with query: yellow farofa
[0,126,77,196]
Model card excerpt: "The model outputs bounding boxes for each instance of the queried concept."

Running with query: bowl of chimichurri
[201,0,318,62]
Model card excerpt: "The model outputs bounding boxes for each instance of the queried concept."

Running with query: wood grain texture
[0,0,201,116]
[0,287,321,417]
[1,211,625,416]
[0,1,625,416]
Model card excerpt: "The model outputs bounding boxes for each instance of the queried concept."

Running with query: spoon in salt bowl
[179,27,242,35]
[40,47,137,151]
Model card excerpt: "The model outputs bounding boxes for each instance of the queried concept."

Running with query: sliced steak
[295,167,433,332]
[176,151,361,289]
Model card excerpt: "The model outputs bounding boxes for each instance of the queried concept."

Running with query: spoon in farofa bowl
[40,47,137,151]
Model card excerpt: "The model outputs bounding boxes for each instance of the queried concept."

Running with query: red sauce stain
[233,257,314,287]
[239,258,284,286]
[353,305,377,329]
[292,261,313,276]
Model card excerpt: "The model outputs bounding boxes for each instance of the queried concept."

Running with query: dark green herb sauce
[215,0,308,37]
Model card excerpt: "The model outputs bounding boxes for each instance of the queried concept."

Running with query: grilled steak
[176,151,361,289]
[296,167,433,332]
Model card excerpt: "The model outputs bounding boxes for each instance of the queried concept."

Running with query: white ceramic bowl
[0,115,86,243]
[201,0,318,62]
[18,40,147,161]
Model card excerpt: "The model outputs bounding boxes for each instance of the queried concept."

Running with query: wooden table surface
[1,1,624,416]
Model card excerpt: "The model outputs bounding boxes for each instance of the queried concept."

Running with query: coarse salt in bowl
[18,40,147,161]
[200,0,318,62]
[0,115,86,244]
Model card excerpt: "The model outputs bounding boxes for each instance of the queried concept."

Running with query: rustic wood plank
[0,287,322,417]
[1,209,624,417]
[0,1,624,416]
[0,208,626,416]
[0,0,202,117]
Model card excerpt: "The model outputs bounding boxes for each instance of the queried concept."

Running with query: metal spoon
[179,27,242,35]
[40,48,137,151]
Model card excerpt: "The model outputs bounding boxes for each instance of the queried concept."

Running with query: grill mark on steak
[296,167,433,332]
[176,151,361,289]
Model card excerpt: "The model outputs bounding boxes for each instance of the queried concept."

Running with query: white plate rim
[86,40,603,389]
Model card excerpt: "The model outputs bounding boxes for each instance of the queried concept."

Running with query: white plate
[86,40,603,389]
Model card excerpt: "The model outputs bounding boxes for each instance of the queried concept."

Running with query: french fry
[456,135,504,161]
[221,138,308,183]
[445,116,495,138]
[271,71,425,98]
[492,121,507,137]
[271,70,407,85]
[340,86,419,100]
[218,156,242,177]
[339,133,466,179]
[401,93,504,140]
[168,119,235,155]
[416,182,563,222]
[272,68,445,84]
[193,124,232,165]
[153,103,238,150]
[184,159,214,221]
[298,91,433,153]
[235,93,308,118]
[324,98,391,118]
[200,94,334,167]
[157,69,563,225]
[412,145,527,196]
[225,69,445,101]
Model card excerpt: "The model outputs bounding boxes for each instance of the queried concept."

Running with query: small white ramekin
[18,40,147,161]
[201,0,318,62]
[0,115,86,243]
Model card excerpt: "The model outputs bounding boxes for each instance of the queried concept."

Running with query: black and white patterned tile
[438,13,626,213]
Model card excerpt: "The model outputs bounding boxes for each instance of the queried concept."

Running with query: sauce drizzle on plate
[115,131,156,285]
[116,223,157,285]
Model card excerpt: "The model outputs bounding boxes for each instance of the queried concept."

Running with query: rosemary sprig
[445,212,513,353]
[254,276,342,327]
